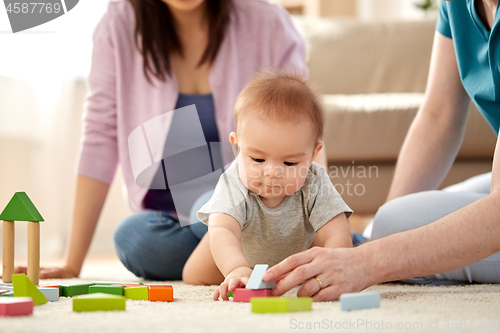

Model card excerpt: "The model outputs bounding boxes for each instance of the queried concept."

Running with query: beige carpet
[1,260,499,333]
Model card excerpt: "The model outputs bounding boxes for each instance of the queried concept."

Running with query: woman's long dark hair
[128,0,232,83]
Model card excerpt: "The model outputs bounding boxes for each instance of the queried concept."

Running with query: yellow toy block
[73,293,125,312]
[124,286,148,300]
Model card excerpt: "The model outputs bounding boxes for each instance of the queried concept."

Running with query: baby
[182,70,353,300]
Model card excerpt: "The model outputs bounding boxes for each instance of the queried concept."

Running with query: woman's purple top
[77,0,307,213]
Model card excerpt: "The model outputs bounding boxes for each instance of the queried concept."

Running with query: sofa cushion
[323,93,497,162]
[294,17,436,94]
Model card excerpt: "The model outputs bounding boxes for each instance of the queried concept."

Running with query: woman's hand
[213,266,253,301]
[9,265,79,279]
[263,246,373,302]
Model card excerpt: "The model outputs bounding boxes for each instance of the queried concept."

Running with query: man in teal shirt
[261,0,500,301]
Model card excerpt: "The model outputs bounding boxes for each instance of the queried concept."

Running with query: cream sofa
[294,17,497,214]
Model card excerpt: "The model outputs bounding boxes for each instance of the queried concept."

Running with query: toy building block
[251,297,312,313]
[73,293,126,312]
[89,285,125,296]
[148,285,173,302]
[339,292,380,311]
[0,297,33,316]
[1,192,44,284]
[0,292,14,297]
[124,286,148,300]
[233,288,272,302]
[227,291,233,298]
[12,274,47,305]
[246,264,276,290]
[94,281,143,285]
[37,287,59,302]
[39,285,61,296]
[60,283,94,297]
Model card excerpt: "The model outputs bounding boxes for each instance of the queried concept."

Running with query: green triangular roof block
[12,274,48,305]
[0,192,44,222]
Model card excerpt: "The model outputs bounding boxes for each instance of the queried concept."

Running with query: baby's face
[230,115,322,205]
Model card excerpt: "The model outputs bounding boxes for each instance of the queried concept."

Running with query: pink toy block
[232,288,272,302]
[0,297,33,316]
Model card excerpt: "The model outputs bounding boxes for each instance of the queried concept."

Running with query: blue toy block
[340,292,380,311]
[246,264,276,290]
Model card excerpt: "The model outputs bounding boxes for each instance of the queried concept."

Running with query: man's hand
[213,266,253,301]
[263,246,373,301]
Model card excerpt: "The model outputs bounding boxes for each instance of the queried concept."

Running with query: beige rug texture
[1,260,499,333]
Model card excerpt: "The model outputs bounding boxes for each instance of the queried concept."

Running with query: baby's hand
[213,266,253,301]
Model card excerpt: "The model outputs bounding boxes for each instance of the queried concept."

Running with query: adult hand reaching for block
[262,247,372,302]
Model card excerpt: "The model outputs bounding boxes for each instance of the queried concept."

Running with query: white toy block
[37,287,59,302]
[340,292,380,311]
[0,286,14,291]
[246,264,276,290]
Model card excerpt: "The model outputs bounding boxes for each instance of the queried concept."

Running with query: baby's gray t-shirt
[197,161,353,268]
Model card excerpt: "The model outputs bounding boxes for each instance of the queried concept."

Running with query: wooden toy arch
[0,192,43,285]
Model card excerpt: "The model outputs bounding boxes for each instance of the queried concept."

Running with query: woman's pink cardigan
[77,0,307,213]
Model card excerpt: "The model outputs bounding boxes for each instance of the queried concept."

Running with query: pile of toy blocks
[0,274,174,315]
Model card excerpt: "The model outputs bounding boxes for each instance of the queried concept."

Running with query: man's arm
[368,130,500,284]
[386,32,470,202]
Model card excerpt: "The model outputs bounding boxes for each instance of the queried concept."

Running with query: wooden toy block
[60,283,94,297]
[0,297,33,316]
[0,292,14,297]
[246,264,276,290]
[124,286,148,300]
[1,192,44,284]
[148,285,173,302]
[94,281,143,285]
[12,273,47,305]
[339,292,380,311]
[38,285,61,296]
[89,285,125,296]
[73,293,126,312]
[251,297,312,313]
[37,287,59,302]
[233,288,272,302]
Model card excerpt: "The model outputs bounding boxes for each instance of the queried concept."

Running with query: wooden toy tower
[1,192,43,285]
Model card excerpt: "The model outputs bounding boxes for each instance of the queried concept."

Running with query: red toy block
[232,288,272,302]
[0,297,33,316]
[148,285,173,302]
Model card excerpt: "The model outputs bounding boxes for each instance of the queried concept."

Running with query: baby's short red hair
[234,69,324,141]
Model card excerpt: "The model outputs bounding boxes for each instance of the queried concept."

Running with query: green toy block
[60,284,94,297]
[73,293,126,312]
[251,297,312,313]
[89,285,124,296]
[12,274,48,305]
[92,281,143,285]
[124,286,148,300]
[227,291,233,297]
[0,292,14,297]
[0,192,44,222]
